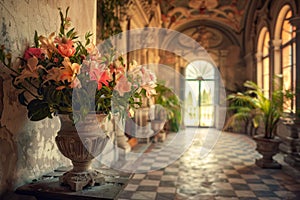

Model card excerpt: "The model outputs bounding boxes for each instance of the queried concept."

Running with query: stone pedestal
[283,123,300,169]
[113,115,132,153]
[134,106,154,143]
[15,167,132,200]
[278,119,300,169]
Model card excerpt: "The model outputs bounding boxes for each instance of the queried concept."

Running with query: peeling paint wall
[0,0,96,199]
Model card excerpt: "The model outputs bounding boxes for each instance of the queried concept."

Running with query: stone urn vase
[55,113,110,191]
[253,135,282,169]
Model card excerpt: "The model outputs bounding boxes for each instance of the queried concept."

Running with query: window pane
[257,63,263,88]
[200,81,214,127]
[282,11,292,45]
[184,81,199,126]
[283,66,291,90]
[258,29,270,98]
[263,32,269,57]
[278,9,295,112]
[262,56,269,98]
[282,46,292,67]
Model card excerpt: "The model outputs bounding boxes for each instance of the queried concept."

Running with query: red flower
[23,48,42,61]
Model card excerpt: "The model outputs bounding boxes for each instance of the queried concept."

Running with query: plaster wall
[0,0,96,199]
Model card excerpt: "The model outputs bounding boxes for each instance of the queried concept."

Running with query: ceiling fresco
[159,0,249,31]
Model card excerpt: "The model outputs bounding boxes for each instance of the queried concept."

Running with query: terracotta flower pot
[55,113,110,191]
[253,135,282,169]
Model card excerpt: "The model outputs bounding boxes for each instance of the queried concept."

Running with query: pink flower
[23,48,42,61]
[115,76,132,96]
[53,57,59,63]
[89,63,111,90]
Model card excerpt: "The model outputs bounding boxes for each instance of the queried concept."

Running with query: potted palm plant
[224,95,259,136]
[226,80,293,168]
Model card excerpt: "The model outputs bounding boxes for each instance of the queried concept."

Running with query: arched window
[184,60,216,127]
[257,27,270,98]
[281,10,296,112]
[275,6,296,112]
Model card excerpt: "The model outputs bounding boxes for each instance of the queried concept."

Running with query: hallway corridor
[118,130,300,200]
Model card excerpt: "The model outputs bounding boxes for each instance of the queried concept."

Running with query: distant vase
[253,135,282,169]
[55,113,110,191]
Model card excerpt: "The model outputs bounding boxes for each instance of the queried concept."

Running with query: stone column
[216,50,228,130]
[114,114,132,153]
[244,52,255,81]
[255,52,263,87]
[272,39,282,76]
[220,50,228,86]
[271,39,282,94]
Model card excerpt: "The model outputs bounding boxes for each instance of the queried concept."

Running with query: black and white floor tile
[118,129,300,200]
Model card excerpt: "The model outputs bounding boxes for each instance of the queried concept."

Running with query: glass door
[184,60,216,127]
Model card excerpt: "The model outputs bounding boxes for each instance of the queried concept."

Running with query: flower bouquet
[0,7,156,122]
[0,7,157,191]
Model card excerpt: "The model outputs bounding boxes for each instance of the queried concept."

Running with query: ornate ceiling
[159,0,249,31]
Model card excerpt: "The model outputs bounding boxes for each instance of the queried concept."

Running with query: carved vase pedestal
[151,120,166,142]
[113,114,132,153]
[55,113,110,191]
[253,135,282,169]
[134,107,154,143]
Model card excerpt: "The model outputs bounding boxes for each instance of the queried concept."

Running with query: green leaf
[27,99,51,121]
[59,8,65,35]
[66,28,75,38]
[34,31,39,48]
[18,91,28,106]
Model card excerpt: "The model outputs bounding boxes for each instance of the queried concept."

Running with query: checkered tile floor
[118,129,300,200]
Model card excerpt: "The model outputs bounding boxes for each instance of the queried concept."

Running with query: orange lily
[43,67,61,83]
[59,57,81,83]
[39,32,57,59]
[14,57,45,84]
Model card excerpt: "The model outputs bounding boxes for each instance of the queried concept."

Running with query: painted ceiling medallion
[181,26,223,49]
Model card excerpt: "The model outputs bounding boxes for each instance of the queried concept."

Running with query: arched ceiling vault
[159,0,250,33]
[174,19,240,47]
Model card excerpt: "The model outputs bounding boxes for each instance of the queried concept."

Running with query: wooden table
[15,167,132,200]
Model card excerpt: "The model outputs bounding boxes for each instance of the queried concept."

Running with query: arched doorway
[184,60,216,127]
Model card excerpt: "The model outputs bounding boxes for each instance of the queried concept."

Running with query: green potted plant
[154,83,182,132]
[224,93,259,136]
[226,80,293,168]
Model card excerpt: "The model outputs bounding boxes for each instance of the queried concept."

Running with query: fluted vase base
[56,113,110,191]
[59,170,105,191]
